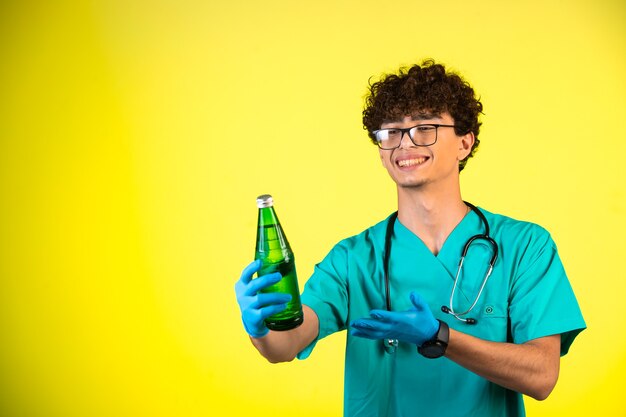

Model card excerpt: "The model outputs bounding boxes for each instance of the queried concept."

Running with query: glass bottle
[254,194,304,330]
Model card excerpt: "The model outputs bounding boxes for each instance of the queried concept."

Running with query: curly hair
[362,59,483,171]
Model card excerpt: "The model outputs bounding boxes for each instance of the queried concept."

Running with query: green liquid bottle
[255,194,304,331]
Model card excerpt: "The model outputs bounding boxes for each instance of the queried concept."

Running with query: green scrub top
[298,207,586,417]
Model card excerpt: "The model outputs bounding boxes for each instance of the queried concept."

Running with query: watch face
[419,342,446,359]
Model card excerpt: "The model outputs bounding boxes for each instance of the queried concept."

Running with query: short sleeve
[508,227,586,355]
[297,242,350,359]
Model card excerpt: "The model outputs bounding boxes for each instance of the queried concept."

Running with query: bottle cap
[256,194,274,208]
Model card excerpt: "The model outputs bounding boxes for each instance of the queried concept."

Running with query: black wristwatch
[417,319,449,359]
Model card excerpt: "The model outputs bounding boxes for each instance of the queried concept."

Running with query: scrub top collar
[392,206,485,263]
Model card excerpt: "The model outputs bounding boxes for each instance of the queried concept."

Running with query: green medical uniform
[298,207,586,417]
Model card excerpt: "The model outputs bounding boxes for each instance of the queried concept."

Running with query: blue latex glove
[235,259,292,338]
[350,292,439,347]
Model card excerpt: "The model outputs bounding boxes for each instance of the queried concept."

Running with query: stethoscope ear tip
[441,305,477,325]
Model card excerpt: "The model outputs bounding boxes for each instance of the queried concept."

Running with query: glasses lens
[375,129,402,149]
[410,125,437,146]
[375,125,439,148]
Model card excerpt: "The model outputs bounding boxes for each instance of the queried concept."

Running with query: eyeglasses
[372,124,456,150]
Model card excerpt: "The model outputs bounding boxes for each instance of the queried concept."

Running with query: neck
[396,184,468,256]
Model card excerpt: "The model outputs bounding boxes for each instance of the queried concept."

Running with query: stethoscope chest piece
[384,338,399,354]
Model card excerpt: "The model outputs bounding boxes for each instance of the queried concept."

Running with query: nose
[398,130,415,149]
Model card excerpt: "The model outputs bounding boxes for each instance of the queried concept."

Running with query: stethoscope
[382,202,499,354]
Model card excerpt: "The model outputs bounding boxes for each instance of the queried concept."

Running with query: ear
[458,132,475,161]
[379,147,385,165]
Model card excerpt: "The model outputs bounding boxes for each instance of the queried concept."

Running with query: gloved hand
[235,259,292,338]
[350,292,439,347]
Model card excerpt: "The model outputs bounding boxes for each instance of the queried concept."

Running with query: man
[235,60,586,416]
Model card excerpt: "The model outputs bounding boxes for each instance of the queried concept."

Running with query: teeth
[398,157,426,167]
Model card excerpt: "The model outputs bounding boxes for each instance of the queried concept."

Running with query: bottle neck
[258,206,279,227]
[256,206,291,253]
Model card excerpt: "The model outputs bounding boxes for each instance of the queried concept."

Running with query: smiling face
[378,112,474,191]
[362,61,483,172]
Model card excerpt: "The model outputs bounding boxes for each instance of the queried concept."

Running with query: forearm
[251,305,319,363]
[445,330,561,400]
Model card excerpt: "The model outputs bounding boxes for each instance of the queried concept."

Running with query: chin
[397,179,429,189]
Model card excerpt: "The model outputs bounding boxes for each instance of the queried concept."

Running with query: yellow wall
[0,0,624,415]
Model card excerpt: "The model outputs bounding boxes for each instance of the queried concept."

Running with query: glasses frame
[373,123,456,150]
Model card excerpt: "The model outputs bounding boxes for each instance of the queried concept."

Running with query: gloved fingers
[252,292,292,309]
[245,272,283,296]
[257,303,289,321]
[243,319,269,339]
[239,259,262,285]
[350,321,389,340]
[410,291,428,311]
[241,301,288,338]
[350,318,392,336]
[368,309,400,323]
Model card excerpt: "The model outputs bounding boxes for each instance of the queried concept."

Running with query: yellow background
[0,0,624,415]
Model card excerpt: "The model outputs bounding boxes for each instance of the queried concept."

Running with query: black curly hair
[362,59,483,171]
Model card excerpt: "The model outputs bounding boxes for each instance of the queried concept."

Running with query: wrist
[417,319,449,359]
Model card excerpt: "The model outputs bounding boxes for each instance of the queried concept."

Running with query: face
[377,112,474,190]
